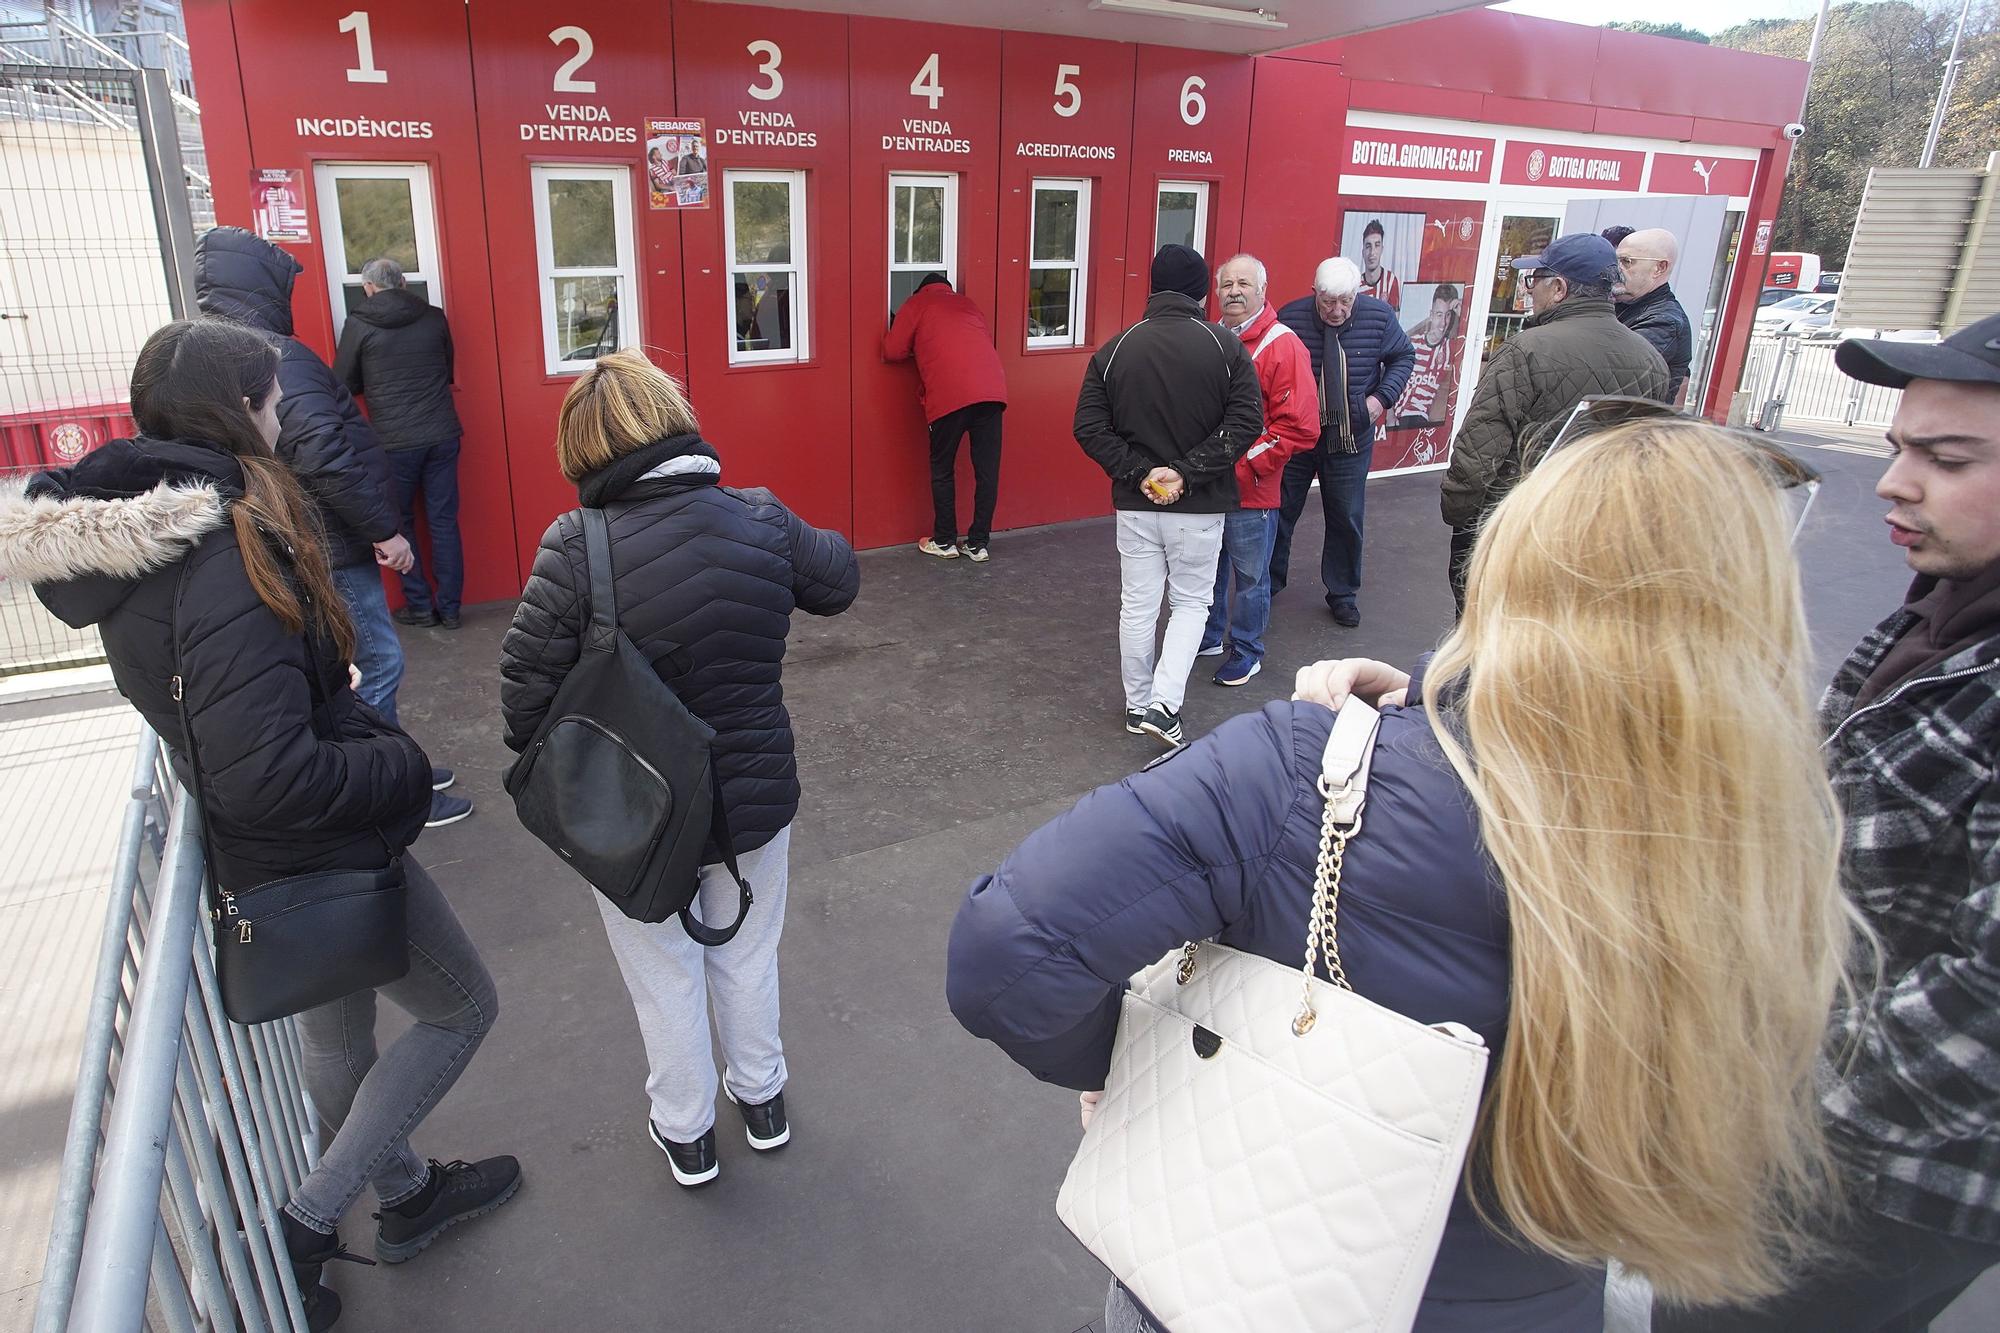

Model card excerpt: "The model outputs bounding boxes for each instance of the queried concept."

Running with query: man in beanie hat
[1658,313,2000,1330]
[1073,244,1263,747]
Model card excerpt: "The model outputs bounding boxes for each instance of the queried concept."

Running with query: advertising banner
[646,117,711,209]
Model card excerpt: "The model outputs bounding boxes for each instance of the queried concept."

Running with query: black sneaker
[725,1087,790,1151]
[438,612,461,630]
[1329,601,1360,627]
[283,1211,374,1330]
[392,606,438,627]
[426,792,473,827]
[1139,705,1185,748]
[431,766,455,792]
[1124,708,1146,734]
[373,1156,522,1263]
[649,1121,719,1187]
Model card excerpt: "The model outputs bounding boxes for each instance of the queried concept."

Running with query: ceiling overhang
[698,0,1499,56]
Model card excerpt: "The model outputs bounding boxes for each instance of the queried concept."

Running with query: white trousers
[593,825,791,1142]
[1115,509,1226,713]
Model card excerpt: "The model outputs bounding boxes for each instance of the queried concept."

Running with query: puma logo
[1692,159,1716,193]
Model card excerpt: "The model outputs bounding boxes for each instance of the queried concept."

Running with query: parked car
[1755,293,1836,334]
[1757,288,1793,308]
[1814,272,1843,294]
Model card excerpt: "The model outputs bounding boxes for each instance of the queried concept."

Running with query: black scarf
[576,433,719,508]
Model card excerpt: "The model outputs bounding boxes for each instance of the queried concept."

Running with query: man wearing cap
[1660,314,2000,1330]
[1439,232,1667,613]
[1073,244,1263,748]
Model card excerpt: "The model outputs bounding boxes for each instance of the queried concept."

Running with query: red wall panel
[1479,95,1595,136]
[1239,57,1350,304]
[466,0,682,576]
[1701,147,1784,422]
[1343,77,1484,124]
[213,0,519,603]
[180,2,254,229]
[1591,107,1696,144]
[1120,45,1255,321]
[670,1,854,536]
[993,32,1138,531]
[846,19,1003,549]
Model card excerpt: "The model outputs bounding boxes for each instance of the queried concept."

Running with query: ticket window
[888,172,958,322]
[1027,178,1091,349]
[1154,180,1210,258]
[312,162,443,339]
[530,164,639,375]
[725,169,809,366]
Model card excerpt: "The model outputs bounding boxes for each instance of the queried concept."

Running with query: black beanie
[918,272,950,291]
[1150,244,1209,301]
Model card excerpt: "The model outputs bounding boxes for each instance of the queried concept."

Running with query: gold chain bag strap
[1058,701,1490,1333]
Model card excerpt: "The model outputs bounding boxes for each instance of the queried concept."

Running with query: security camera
[1783,122,1806,141]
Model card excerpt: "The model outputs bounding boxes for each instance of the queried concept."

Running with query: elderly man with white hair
[1614,227,1693,404]
[1270,255,1415,627]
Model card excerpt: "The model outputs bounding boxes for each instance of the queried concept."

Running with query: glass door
[1687,209,1745,410]
[312,163,442,339]
[1481,211,1558,361]
[1154,180,1210,257]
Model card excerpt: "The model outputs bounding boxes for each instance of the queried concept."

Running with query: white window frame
[887,171,959,321]
[1154,179,1210,258]
[723,169,810,367]
[529,164,639,376]
[1027,177,1091,350]
[312,162,443,341]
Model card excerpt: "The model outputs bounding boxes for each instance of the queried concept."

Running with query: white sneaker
[918,538,960,559]
[1196,643,1226,658]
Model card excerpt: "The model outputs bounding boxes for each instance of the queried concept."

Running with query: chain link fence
[1,59,198,675]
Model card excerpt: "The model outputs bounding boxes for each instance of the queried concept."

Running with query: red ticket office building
[180,1,1807,604]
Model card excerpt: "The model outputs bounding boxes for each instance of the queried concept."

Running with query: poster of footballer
[1338,202,1483,471]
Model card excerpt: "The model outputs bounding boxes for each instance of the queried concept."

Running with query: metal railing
[35,726,317,1333]
[1743,333,1904,434]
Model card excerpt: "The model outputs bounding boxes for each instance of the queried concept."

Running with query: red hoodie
[1230,302,1319,508]
[881,283,1009,423]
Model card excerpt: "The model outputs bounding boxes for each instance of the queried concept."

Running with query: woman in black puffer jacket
[500,350,858,1188]
[0,320,516,1330]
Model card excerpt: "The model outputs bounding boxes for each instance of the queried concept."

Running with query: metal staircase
[0,4,212,231]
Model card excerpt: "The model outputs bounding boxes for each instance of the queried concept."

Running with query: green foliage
[1714,1,2000,268]
[1606,21,1711,44]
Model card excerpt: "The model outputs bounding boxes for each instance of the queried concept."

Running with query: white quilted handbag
[1056,700,1490,1333]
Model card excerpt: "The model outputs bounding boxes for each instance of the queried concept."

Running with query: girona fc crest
[49,423,90,461]
[1525,149,1546,183]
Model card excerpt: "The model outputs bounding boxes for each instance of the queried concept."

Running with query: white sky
[1490,0,1855,35]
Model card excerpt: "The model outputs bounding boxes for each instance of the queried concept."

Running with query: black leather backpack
[504,506,751,944]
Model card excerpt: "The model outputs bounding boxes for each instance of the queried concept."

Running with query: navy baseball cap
[1836,311,2000,389]
[1512,233,1619,287]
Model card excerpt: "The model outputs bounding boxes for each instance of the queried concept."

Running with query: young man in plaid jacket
[1661,313,2000,1330]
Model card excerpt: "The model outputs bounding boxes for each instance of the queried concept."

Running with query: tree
[1714,1,2000,268]
[1606,21,1711,44]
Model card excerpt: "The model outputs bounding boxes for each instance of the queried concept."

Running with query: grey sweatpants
[594,826,791,1143]
[1116,509,1226,713]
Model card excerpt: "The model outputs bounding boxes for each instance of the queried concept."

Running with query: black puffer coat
[0,438,431,891]
[499,436,860,855]
[332,288,463,450]
[195,227,399,568]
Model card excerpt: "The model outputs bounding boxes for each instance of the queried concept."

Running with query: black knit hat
[1150,244,1209,301]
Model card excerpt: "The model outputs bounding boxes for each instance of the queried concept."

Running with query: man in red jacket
[882,273,1010,562]
[1197,254,1320,686]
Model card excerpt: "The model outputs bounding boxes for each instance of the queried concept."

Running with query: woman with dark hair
[0,318,518,1330]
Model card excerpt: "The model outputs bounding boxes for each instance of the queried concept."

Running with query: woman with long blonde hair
[947,418,1862,1329]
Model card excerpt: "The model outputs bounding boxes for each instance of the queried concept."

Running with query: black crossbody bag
[170,558,409,1025]
[503,506,752,945]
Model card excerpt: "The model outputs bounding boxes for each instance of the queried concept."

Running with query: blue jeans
[386,439,464,617]
[1200,508,1279,664]
[1271,437,1375,611]
[332,561,405,727]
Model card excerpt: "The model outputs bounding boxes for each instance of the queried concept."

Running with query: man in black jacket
[1073,244,1263,748]
[194,226,469,826]
[334,257,467,629]
[1614,228,1693,404]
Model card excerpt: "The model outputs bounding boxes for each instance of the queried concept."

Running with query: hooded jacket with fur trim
[0,438,431,889]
